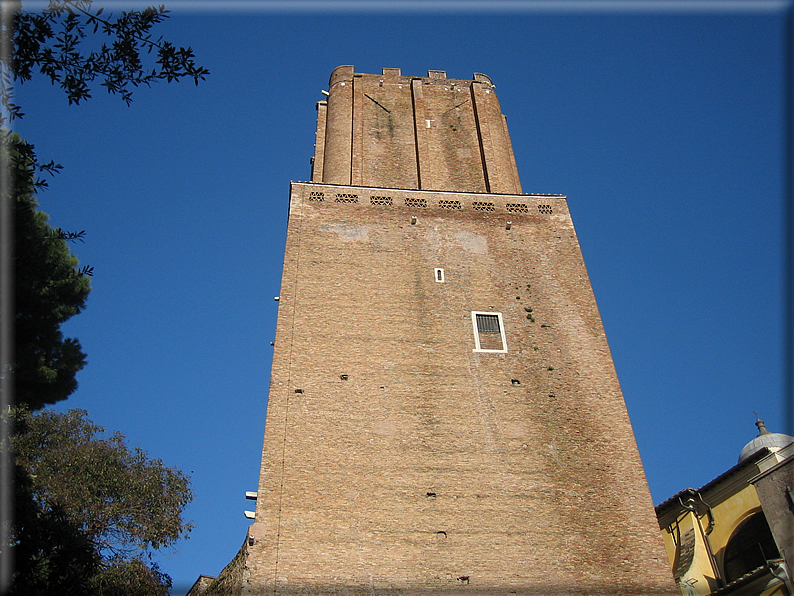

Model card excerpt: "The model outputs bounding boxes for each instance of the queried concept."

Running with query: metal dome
[738,417,794,463]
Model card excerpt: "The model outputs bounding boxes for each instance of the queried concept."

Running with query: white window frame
[434,268,445,283]
[471,311,508,353]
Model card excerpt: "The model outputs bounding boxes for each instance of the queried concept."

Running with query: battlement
[328,65,496,90]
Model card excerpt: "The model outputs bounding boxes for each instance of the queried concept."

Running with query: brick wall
[239,182,675,595]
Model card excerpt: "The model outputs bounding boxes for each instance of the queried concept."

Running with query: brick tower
[205,66,674,595]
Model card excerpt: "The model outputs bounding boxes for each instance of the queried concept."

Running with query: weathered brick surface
[239,183,675,595]
[206,68,675,596]
[315,67,521,194]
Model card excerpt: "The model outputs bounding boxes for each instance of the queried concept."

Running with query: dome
[738,418,794,462]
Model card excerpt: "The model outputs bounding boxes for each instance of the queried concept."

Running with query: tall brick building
[196,66,675,595]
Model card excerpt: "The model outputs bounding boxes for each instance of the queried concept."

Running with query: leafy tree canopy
[10,459,99,596]
[8,407,193,594]
[1,0,210,123]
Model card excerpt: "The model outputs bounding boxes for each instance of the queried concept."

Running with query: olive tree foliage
[13,408,193,554]
[8,407,193,595]
[1,0,210,123]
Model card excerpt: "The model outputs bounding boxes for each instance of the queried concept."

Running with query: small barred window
[472,312,507,353]
[472,202,496,212]
[370,196,393,206]
[308,191,325,202]
[336,193,359,204]
[405,197,427,208]
[438,200,462,210]
[506,203,529,213]
[537,204,553,215]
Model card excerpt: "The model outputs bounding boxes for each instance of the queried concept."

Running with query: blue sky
[11,1,792,593]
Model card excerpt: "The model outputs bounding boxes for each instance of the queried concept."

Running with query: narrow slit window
[472,312,507,353]
[435,268,445,282]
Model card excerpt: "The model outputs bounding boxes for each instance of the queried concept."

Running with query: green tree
[0,0,209,407]
[89,557,172,596]
[8,133,91,410]
[0,3,206,591]
[8,407,193,595]
[10,460,99,596]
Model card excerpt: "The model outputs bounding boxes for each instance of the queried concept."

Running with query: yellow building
[656,419,794,596]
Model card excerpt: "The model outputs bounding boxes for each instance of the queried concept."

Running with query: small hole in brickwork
[295,389,303,394]
[511,379,521,385]
[537,204,553,215]
[457,576,469,584]
[436,531,447,539]
[340,374,349,381]
[426,492,437,499]
[506,203,529,213]
[248,536,255,546]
